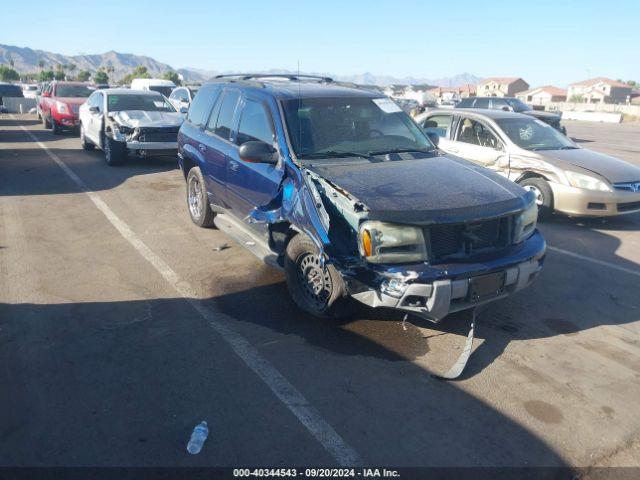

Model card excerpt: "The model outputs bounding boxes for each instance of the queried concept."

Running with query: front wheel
[51,118,62,135]
[103,133,126,166]
[520,177,553,220]
[284,234,352,319]
[43,113,51,129]
[186,167,215,227]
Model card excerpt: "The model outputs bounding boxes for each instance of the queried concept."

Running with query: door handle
[229,161,240,172]
[198,144,206,153]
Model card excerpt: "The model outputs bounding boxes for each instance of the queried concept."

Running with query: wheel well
[181,156,197,180]
[516,171,549,184]
[269,222,298,258]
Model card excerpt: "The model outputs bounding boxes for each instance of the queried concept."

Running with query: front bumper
[126,141,178,151]
[52,112,79,128]
[549,181,640,216]
[348,231,546,322]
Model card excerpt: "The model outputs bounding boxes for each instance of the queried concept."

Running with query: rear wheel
[80,124,95,150]
[520,177,553,220]
[103,133,126,166]
[284,234,352,319]
[186,167,216,227]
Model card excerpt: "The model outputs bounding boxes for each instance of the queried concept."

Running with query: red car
[39,81,94,134]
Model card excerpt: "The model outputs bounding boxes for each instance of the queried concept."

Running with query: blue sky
[1,0,639,86]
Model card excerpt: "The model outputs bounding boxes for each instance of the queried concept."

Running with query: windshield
[56,84,93,98]
[497,117,576,151]
[148,86,174,97]
[282,96,434,159]
[106,94,176,112]
[505,98,531,112]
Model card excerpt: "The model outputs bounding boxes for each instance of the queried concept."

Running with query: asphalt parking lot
[1,114,640,468]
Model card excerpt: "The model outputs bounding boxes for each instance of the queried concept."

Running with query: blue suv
[177,75,546,322]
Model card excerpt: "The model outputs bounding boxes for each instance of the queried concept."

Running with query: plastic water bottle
[187,421,209,454]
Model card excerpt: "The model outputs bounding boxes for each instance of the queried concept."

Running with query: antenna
[298,60,302,154]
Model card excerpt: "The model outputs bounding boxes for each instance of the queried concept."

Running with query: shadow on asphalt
[0,295,568,467]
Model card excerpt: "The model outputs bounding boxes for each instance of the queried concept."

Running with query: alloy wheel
[188,175,203,219]
[524,185,544,206]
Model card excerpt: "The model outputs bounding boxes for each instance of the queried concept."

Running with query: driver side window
[456,118,501,149]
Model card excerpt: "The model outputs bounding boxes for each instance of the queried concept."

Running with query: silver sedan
[415,109,640,217]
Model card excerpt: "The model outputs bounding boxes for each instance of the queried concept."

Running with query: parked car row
[26,75,640,328]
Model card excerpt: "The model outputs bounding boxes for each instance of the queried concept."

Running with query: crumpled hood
[113,110,184,128]
[307,154,530,224]
[540,148,640,183]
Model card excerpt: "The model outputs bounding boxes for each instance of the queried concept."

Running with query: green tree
[38,70,54,81]
[569,94,584,103]
[76,70,91,82]
[121,66,151,85]
[93,69,109,84]
[162,70,181,86]
[54,69,65,80]
[38,59,45,70]
[0,65,20,81]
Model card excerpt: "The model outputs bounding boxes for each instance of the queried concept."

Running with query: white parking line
[15,119,362,466]
[548,246,640,278]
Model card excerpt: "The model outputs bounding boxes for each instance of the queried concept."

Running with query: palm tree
[38,59,45,71]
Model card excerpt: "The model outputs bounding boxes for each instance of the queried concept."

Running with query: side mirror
[179,106,188,114]
[239,141,278,164]
[89,106,100,113]
[42,92,51,98]
[425,131,440,146]
[501,105,512,112]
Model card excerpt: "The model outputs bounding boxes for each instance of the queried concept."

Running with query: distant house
[427,84,476,102]
[383,84,407,98]
[516,85,567,106]
[567,78,632,104]
[477,77,529,97]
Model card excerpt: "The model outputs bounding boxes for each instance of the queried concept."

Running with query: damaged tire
[520,177,553,220]
[186,167,216,228]
[285,234,353,319]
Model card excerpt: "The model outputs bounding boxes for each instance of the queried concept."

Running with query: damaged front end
[249,157,545,324]
[107,110,183,157]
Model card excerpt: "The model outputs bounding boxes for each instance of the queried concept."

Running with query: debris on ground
[213,243,230,252]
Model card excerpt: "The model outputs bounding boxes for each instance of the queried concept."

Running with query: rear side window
[236,99,274,145]
[422,114,452,137]
[490,98,507,110]
[456,98,473,108]
[214,90,240,140]
[473,98,490,108]
[187,85,220,128]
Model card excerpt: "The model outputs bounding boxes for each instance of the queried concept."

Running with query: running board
[213,214,283,271]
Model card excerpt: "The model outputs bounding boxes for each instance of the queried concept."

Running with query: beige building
[516,85,567,106]
[567,78,632,104]
[477,77,529,97]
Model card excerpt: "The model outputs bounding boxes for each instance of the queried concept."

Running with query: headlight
[565,171,611,192]
[358,221,427,264]
[514,201,538,243]
[55,101,68,114]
